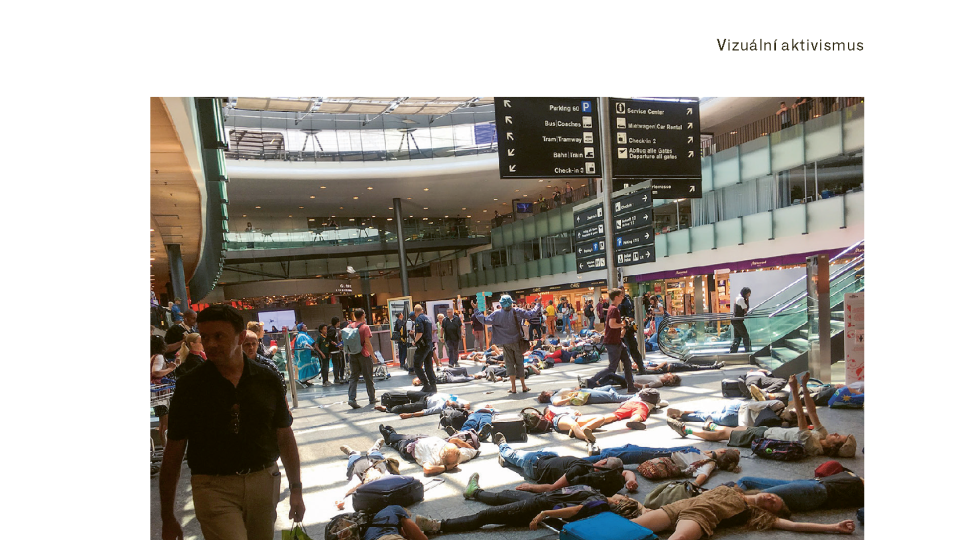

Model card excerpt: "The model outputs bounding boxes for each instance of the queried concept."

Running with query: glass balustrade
[225,222,487,250]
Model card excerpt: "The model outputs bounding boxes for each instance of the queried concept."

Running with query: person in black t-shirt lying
[734,468,864,513]
[412,472,642,534]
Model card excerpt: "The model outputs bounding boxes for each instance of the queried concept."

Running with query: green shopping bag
[283,523,314,540]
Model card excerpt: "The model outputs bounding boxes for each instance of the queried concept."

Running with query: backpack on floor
[574,351,600,364]
[438,408,468,431]
[380,392,413,408]
[324,511,373,540]
[751,438,806,461]
[806,378,837,406]
[448,429,480,449]
[520,407,552,433]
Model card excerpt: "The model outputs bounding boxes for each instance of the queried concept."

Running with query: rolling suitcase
[351,475,424,512]
[491,413,527,442]
[541,512,657,540]
[380,391,413,408]
[721,379,744,398]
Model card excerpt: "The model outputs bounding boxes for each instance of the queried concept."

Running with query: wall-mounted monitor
[258,310,297,331]
[516,202,533,213]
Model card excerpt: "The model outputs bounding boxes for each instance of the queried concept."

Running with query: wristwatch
[290,482,303,491]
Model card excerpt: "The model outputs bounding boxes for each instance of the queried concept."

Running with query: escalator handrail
[749,240,864,312]
[767,255,863,318]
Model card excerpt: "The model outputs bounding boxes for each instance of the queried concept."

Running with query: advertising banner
[843,293,864,384]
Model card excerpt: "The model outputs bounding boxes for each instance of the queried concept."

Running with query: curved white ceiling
[225,153,500,181]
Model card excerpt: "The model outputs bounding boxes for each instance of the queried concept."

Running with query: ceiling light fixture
[299,206,304,209]
[310,195,316,198]
[367,187,373,190]
[255,206,261,209]
[423,188,429,191]
[353,196,359,199]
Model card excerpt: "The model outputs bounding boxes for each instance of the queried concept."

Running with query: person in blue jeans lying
[443,407,497,441]
[735,470,864,512]
[666,400,796,428]
[581,443,702,464]
[362,504,431,540]
[537,385,634,406]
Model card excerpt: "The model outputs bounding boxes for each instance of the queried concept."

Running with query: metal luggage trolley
[150,380,175,474]
[342,351,391,382]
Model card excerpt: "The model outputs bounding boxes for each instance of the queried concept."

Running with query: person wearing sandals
[666,373,857,458]
[479,294,542,394]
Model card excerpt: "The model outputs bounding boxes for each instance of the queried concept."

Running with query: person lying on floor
[378,424,478,475]
[581,443,702,464]
[493,433,637,496]
[734,460,864,512]
[472,362,541,382]
[373,390,470,419]
[441,407,498,441]
[543,387,666,432]
[630,484,855,539]
[359,505,431,540]
[412,471,642,535]
[738,368,788,401]
[667,400,800,428]
[637,448,741,487]
[638,359,726,373]
[410,366,473,385]
[666,373,857,458]
[333,436,399,510]
[537,385,634,406]
[579,372,681,390]
[463,344,503,364]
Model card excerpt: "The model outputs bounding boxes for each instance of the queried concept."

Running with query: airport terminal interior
[150,96,865,540]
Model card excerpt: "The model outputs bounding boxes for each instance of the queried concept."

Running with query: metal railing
[700,98,864,156]
[225,221,488,251]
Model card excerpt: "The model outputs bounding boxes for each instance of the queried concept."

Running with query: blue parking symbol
[581,100,592,113]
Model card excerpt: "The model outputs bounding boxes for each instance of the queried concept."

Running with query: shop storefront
[510,279,608,332]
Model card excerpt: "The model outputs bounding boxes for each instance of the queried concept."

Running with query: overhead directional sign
[494,97,602,178]
[615,245,656,266]
[613,210,652,233]
[576,238,606,257]
[574,202,603,227]
[609,98,702,198]
[575,222,605,243]
[615,226,654,250]
[650,181,701,199]
[576,253,608,272]
[613,188,652,217]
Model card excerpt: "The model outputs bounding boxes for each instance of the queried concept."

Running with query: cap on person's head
[499,295,513,307]
[837,434,857,457]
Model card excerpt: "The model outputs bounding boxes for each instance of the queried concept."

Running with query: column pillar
[597,97,617,289]
[166,244,189,309]
[394,198,410,297]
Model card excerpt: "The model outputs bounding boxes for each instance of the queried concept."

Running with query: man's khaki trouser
[191,463,281,540]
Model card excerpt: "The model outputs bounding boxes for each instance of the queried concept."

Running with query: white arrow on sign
[643,214,649,220]
[506,132,514,140]
[505,116,513,124]
[687,108,693,115]
[689,185,695,192]
[687,122,693,129]
[504,100,511,107]
[509,164,517,172]
[642,195,648,202]
[645,251,650,257]
[688,151,695,158]
[687,136,694,143]
[644,232,649,239]
[507,149,515,156]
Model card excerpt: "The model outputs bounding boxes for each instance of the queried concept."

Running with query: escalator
[655,240,864,377]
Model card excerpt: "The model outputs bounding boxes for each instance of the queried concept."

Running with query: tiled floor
[150,351,864,540]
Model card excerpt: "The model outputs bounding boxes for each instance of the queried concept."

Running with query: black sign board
[576,238,606,258]
[574,202,603,227]
[614,226,654,251]
[494,97,602,178]
[615,244,657,266]
[608,98,702,198]
[613,209,652,233]
[613,188,652,217]
[576,253,608,273]
[649,180,702,199]
[575,222,605,243]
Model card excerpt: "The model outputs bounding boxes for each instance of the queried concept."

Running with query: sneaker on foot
[749,384,766,401]
[414,515,441,534]
[371,438,384,452]
[493,432,507,447]
[666,417,688,438]
[588,442,601,456]
[464,472,481,499]
[626,421,647,430]
[478,423,493,441]
[340,445,354,455]
[703,421,718,431]
[582,427,596,444]
[666,408,682,419]
[348,400,361,409]
[577,375,588,389]
[322,381,333,387]
[444,425,457,436]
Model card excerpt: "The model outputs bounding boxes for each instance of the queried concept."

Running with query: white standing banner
[842,293,864,385]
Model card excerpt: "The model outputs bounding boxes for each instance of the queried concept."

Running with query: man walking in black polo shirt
[159,304,305,540]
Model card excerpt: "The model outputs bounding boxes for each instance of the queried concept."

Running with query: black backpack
[520,407,552,433]
[438,408,468,431]
[325,511,374,540]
